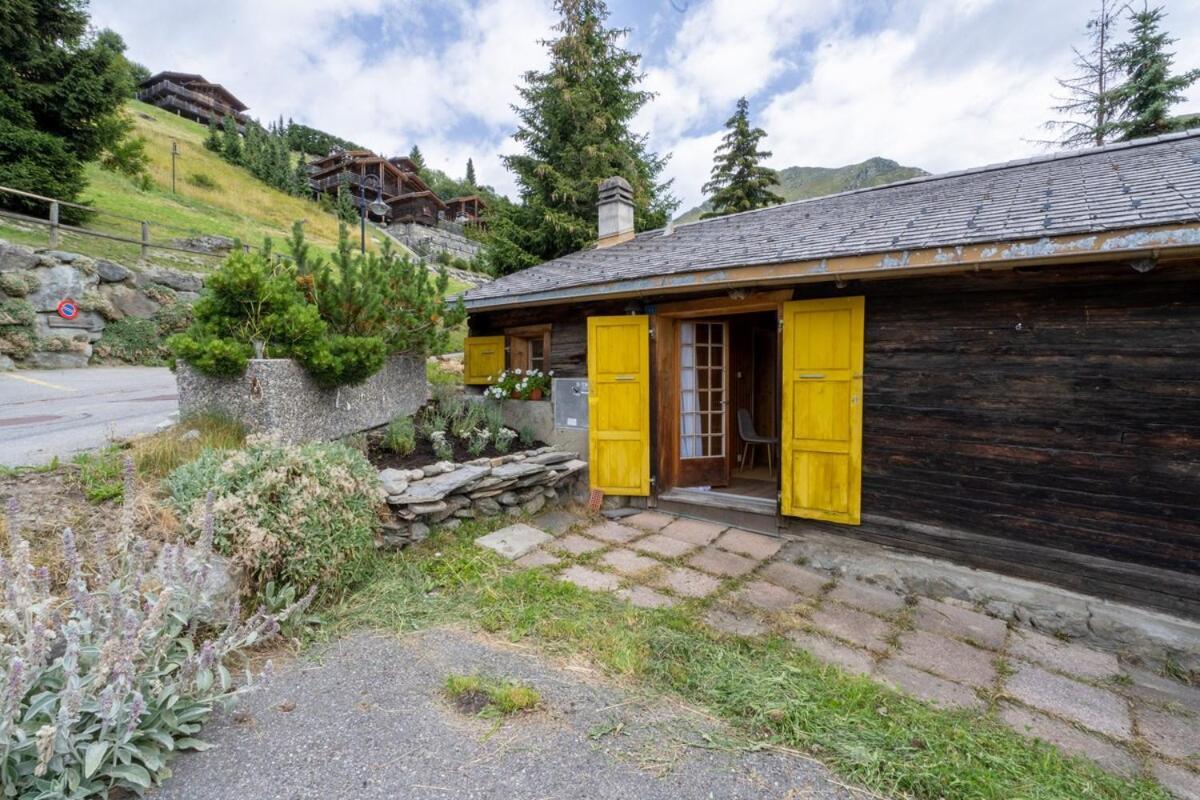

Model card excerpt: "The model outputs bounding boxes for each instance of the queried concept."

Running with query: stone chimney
[597,176,635,248]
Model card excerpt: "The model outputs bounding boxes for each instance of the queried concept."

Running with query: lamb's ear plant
[0,459,310,798]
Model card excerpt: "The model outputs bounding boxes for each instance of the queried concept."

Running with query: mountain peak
[676,156,928,224]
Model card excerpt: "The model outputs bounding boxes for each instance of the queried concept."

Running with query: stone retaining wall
[378,447,587,548]
[389,222,481,263]
[177,355,427,443]
[0,240,202,369]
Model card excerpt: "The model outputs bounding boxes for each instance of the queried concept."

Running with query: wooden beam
[654,289,793,317]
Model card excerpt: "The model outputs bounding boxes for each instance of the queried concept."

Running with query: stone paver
[599,548,660,578]
[617,585,677,609]
[895,630,998,689]
[550,533,607,556]
[999,704,1139,777]
[808,604,893,653]
[734,580,802,612]
[1008,629,1121,680]
[714,529,782,560]
[913,597,1008,650]
[1125,667,1200,715]
[787,631,874,677]
[1136,704,1200,762]
[474,524,553,559]
[514,549,561,569]
[687,547,759,577]
[632,533,698,559]
[583,521,644,545]
[1004,661,1133,741]
[759,561,829,597]
[704,608,769,638]
[559,566,621,593]
[1152,760,1200,800]
[530,509,581,535]
[827,580,907,617]
[878,660,984,711]
[624,510,676,532]
[660,518,726,546]
[653,567,723,599]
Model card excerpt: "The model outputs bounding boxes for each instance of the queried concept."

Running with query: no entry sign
[56,299,79,320]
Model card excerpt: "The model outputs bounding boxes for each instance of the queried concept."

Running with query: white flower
[514,368,523,375]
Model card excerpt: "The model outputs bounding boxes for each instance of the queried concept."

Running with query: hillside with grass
[675,156,929,224]
[0,100,396,274]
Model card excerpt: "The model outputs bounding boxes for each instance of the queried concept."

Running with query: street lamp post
[358,173,390,254]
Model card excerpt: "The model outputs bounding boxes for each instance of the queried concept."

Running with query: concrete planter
[499,398,587,455]
[177,354,427,443]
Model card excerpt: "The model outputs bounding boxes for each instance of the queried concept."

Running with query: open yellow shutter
[780,297,864,524]
[463,336,505,385]
[587,315,650,496]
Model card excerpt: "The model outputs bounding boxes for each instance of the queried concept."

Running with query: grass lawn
[328,518,1171,800]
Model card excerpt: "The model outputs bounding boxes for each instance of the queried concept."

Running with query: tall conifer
[1110,5,1200,140]
[701,97,783,219]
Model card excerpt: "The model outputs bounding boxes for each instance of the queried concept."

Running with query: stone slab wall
[378,447,587,548]
[177,354,427,443]
[389,222,481,263]
[0,240,201,370]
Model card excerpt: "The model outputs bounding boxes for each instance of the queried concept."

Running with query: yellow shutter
[587,315,650,496]
[780,297,864,524]
[463,336,505,385]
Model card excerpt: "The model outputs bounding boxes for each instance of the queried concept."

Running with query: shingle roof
[465,130,1200,308]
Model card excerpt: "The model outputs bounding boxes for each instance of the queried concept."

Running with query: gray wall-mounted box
[553,378,588,429]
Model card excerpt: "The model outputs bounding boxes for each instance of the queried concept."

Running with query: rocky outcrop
[378,447,587,549]
[0,240,203,370]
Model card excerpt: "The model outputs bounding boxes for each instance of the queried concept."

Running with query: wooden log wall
[468,259,1200,616]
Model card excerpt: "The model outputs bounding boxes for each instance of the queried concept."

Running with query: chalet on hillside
[307,148,446,225]
[462,131,1200,620]
[447,195,487,224]
[137,71,249,130]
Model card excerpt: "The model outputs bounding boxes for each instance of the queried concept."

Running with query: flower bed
[378,447,587,548]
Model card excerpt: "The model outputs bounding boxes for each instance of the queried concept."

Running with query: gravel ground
[151,627,863,800]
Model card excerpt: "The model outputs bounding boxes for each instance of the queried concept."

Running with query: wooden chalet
[447,195,487,223]
[137,71,249,130]
[461,133,1200,620]
[306,148,446,224]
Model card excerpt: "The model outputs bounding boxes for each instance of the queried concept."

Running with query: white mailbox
[553,378,588,429]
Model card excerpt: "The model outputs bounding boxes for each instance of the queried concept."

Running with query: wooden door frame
[652,290,792,495]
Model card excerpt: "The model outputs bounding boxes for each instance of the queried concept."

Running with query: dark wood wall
[468,259,1200,616]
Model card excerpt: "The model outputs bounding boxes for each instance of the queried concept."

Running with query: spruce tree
[497,0,677,267]
[293,153,311,197]
[0,1,135,218]
[1110,5,1200,140]
[408,145,426,172]
[205,113,222,152]
[465,158,477,188]
[701,97,783,219]
[221,115,243,164]
[1044,0,1128,148]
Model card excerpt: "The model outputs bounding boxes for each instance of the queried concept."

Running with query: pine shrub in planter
[0,477,306,797]
[166,437,379,605]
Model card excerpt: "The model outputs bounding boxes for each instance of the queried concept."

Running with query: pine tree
[496,0,676,268]
[1110,5,1200,140]
[408,145,426,172]
[465,158,477,188]
[1043,0,1128,148]
[293,153,311,197]
[335,184,359,224]
[205,113,222,152]
[221,115,242,164]
[701,97,783,219]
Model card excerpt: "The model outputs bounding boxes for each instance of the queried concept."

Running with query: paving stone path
[493,509,1200,799]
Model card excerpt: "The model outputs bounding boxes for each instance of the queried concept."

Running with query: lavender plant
[0,463,310,797]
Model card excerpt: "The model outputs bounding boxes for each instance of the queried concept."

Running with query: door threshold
[658,487,777,516]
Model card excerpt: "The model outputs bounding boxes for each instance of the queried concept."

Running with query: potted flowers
[485,368,553,401]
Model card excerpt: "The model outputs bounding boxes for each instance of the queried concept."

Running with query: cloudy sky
[91,0,1200,212]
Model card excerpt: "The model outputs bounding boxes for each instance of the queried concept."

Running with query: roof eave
[463,222,1200,311]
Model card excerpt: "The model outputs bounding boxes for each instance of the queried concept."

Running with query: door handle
[798,373,825,379]
[614,375,637,382]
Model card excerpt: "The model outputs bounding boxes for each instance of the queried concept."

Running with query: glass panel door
[679,321,726,459]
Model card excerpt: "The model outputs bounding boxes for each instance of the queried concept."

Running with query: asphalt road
[0,367,177,467]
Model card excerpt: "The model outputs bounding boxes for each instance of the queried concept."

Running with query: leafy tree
[496,0,677,269]
[1110,4,1200,140]
[465,157,477,188]
[221,114,242,164]
[701,97,783,219]
[408,145,426,172]
[1044,0,1129,148]
[0,1,136,220]
[205,114,223,152]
